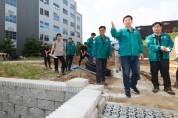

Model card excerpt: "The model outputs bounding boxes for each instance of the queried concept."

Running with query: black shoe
[131,87,140,94]
[54,71,59,74]
[125,91,131,98]
[164,87,175,95]
[152,86,159,93]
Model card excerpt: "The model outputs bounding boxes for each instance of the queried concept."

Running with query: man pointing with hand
[111,15,144,98]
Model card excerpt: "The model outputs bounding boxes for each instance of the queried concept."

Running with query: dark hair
[84,42,87,44]
[56,33,62,37]
[152,22,162,27]
[99,26,106,30]
[123,15,133,22]
[68,37,72,40]
[91,33,96,36]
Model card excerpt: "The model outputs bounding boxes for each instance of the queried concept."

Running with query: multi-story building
[0,0,82,51]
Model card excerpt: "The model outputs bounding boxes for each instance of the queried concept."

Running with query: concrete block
[46,90,65,102]
[46,104,87,118]
[38,99,54,111]
[65,89,102,118]
[90,108,98,118]
[97,98,106,117]
[0,85,3,93]
[15,105,28,117]
[7,113,20,118]
[0,93,9,103]
[29,88,46,99]
[112,69,122,79]
[3,86,16,95]
[16,87,30,97]
[45,110,52,117]
[9,95,22,105]
[85,84,104,92]
[0,93,8,103]
[28,108,45,118]
[2,103,14,114]
[54,101,63,109]
[64,92,76,101]
[0,102,1,111]
[66,78,89,87]
[0,111,7,118]
[23,97,37,108]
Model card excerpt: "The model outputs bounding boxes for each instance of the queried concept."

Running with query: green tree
[0,38,16,54]
[23,37,43,57]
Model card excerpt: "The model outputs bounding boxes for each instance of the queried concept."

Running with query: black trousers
[78,53,89,66]
[66,55,74,70]
[54,56,66,73]
[96,58,107,83]
[44,55,51,68]
[150,59,171,88]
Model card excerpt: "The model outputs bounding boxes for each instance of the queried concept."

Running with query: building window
[53,12,59,21]
[70,4,75,10]
[63,8,68,15]
[53,25,60,32]
[40,21,43,28]
[5,0,16,7]
[5,14,17,23]
[63,39,67,43]
[53,3,59,8]
[77,25,80,30]
[76,32,80,38]
[63,0,68,5]
[44,0,49,5]
[44,22,49,29]
[70,31,75,36]
[40,8,43,15]
[5,30,16,40]
[63,19,68,25]
[63,29,68,35]
[70,22,75,28]
[40,34,43,40]
[44,35,49,41]
[77,17,80,22]
[70,13,75,19]
[44,10,49,17]
[40,21,49,29]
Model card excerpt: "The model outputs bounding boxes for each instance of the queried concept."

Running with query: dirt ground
[35,53,178,111]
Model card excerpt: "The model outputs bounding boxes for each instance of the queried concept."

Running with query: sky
[74,0,178,42]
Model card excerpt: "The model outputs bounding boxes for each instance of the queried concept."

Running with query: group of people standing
[43,33,76,75]
[43,14,177,98]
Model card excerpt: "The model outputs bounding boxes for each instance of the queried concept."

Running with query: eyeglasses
[99,30,105,31]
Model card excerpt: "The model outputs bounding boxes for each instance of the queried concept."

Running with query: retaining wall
[0,77,105,118]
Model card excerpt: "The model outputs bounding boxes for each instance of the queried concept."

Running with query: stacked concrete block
[97,98,106,117]
[66,78,89,87]
[0,77,88,118]
[85,84,104,92]
[47,89,102,118]
[90,108,98,118]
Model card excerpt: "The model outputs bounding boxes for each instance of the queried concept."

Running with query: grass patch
[23,56,43,60]
[0,63,51,79]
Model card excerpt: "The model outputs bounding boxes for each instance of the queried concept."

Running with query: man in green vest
[111,15,144,98]
[87,33,96,63]
[146,22,175,95]
[66,37,76,71]
[93,26,112,85]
